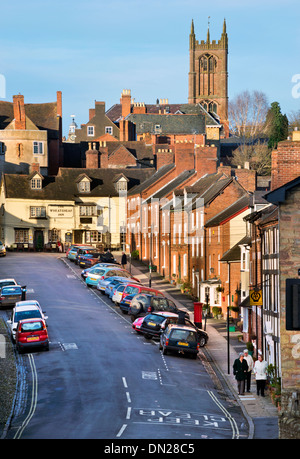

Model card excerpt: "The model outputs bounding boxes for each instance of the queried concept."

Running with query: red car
[15,318,49,353]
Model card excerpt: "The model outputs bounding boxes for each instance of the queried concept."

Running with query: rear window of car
[2,286,22,295]
[170,329,197,343]
[15,310,42,322]
[146,314,166,324]
[152,298,168,309]
[125,286,140,295]
[0,281,16,288]
[21,322,43,332]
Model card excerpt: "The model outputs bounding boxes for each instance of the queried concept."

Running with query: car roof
[15,300,39,307]
[14,304,40,312]
[18,318,45,324]
[1,284,22,290]
[149,312,178,318]
[0,278,17,282]
[168,324,197,332]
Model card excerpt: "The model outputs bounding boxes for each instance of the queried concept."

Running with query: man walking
[243,349,254,392]
[121,251,127,270]
[233,352,248,395]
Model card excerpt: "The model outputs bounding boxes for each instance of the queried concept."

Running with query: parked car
[112,283,131,304]
[98,273,140,294]
[104,277,133,297]
[0,241,6,257]
[75,248,100,265]
[15,318,49,353]
[78,252,102,268]
[108,279,139,300]
[119,285,163,307]
[127,293,188,321]
[159,324,200,358]
[132,311,208,346]
[0,285,24,309]
[15,300,48,323]
[68,245,94,261]
[81,263,119,280]
[86,266,130,288]
[0,278,18,289]
[119,294,135,312]
[8,303,48,341]
[66,244,82,258]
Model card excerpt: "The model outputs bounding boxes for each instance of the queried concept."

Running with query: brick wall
[271,140,300,190]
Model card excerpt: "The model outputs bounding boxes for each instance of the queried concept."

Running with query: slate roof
[3,168,155,201]
[127,163,175,196]
[205,194,251,227]
[127,113,206,135]
[144,169,196,203]
[220,235,251,262]
[106,102,220,128]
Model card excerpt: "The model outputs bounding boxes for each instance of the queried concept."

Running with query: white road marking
[116,424,127,437]
[122,377,128,388]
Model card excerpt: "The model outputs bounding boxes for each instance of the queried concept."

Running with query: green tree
[265,102,289,149]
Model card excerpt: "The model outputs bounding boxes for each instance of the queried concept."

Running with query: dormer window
[31,177,42,190]
[113,174,129,194]
[116,180,127,192]
[76,174,92,193]
[78,181,90,193]
[29,171,43,190]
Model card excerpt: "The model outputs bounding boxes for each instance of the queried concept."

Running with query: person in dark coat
[121,252,127,269]
[233,352,249,395]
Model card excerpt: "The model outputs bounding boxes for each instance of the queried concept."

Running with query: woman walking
[253,354,268,396]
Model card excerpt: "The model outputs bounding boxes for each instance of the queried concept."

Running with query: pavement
[127,258,279,439]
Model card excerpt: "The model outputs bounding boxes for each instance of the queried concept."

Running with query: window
[85,231,102,243]
[48,229,60,242]
[105,126,113,135]
[0,142,4,155]
[78,181,90,193]
[31,178,42,190]
[30,206,46,218]
[79,206,96,216]
[15,229,29,243]
[33,142,44,154]
[116,180,127,193]
[87,126,94,136]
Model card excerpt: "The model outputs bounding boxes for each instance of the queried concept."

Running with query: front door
[34,230,44,251]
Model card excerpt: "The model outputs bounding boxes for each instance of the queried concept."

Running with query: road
[0,253,249,440]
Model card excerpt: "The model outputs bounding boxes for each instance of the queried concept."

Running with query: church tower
[189,19,229,136]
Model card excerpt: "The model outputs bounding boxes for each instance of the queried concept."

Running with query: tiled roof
[127,113,206,135]
[3,167,155,201]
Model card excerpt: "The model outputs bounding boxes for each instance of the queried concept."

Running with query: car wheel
[130,315,136,323]
[199,336,206,347]
[121,309,128,314]
[144,334,151,339]
[162,345,168,355]
[159,341,163,350]
[130,301,143,316]
[191,353,198,359]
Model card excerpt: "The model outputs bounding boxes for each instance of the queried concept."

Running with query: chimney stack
[121,89,131,119]
[13,94,26,130]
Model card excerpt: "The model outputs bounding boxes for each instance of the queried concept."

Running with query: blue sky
[0,0,299,136]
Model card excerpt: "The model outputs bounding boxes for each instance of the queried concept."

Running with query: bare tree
[229,90,269,140]
[230,141,271,175]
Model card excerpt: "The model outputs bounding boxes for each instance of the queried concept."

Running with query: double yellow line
[14,354,38,439]
[207,390,239,439]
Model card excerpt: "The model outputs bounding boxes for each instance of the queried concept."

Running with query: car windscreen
[21,322,43,332]
[2,286,22,295]
[170,329,197,343]
[15,310,42,322]
[89,268,105,275]
[125,286,140,295]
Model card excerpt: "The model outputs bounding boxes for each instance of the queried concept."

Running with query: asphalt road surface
[0,253,249,440]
